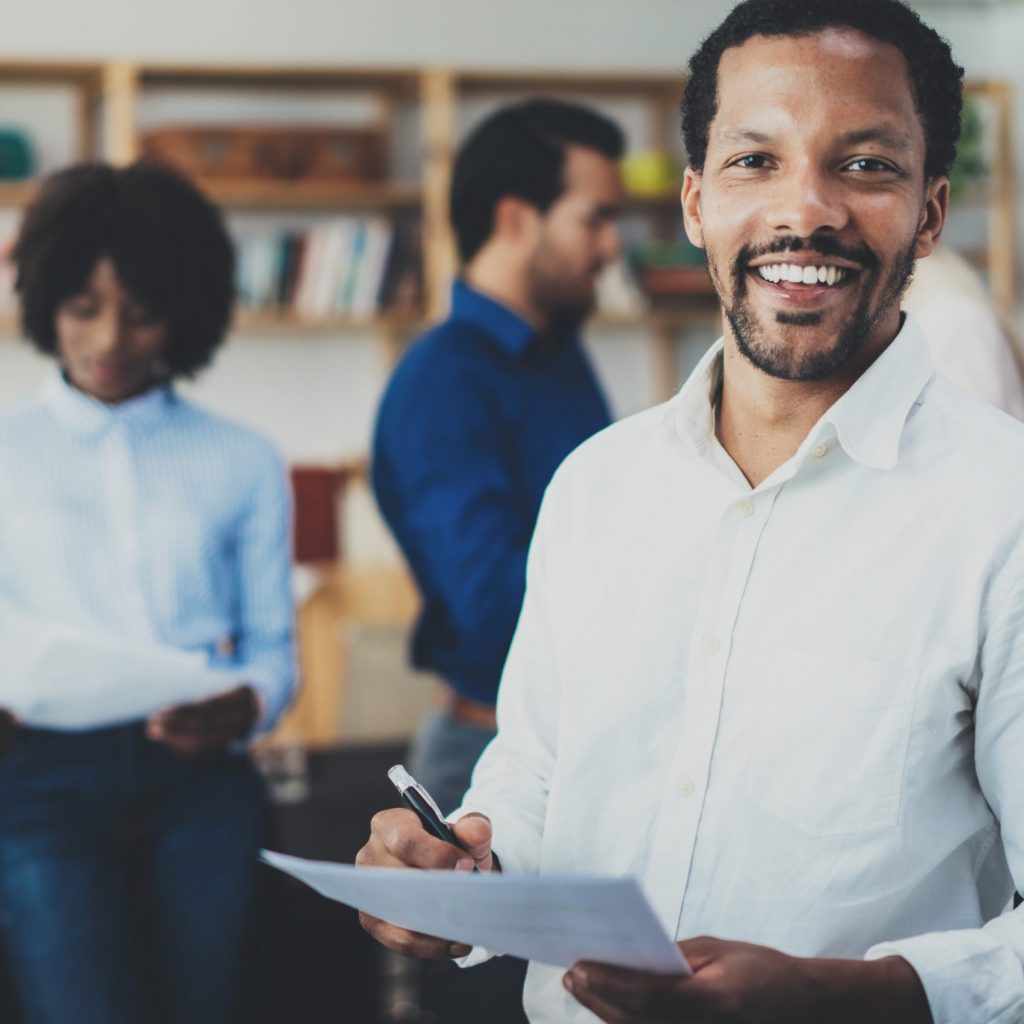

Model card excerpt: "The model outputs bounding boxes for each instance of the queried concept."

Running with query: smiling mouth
[751,262,857,287]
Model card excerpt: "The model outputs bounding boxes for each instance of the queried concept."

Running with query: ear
[913,176,949,259]
[493,195,543,245]
[681,166,705,250]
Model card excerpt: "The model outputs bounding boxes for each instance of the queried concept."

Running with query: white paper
[0,618,239,730]
[261,850,689,975]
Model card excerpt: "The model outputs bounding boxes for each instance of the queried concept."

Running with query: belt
[450,694,497,730]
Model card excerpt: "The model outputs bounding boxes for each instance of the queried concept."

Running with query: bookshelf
[0,59,1015,375]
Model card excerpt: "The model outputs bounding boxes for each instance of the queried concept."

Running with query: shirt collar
[817,314,933,470]
[449,280,538,358]
[42,371,175,438]
[674,313,934,472]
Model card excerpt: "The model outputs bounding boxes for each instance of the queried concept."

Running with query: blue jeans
[0,724,265,1024]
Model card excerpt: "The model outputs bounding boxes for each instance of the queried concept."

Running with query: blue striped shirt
[0,373,296,730]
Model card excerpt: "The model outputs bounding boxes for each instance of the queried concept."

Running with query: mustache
[736,235,880,272]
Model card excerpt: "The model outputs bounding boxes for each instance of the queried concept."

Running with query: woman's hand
[146,685,259,759]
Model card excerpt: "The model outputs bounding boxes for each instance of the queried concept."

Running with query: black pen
[387,764,479,872]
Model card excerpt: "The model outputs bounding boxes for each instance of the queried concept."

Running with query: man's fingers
[359,912,471,960]
[563,972,645,1024]
[450,812,494,869]
[370,809,469,870]
[567,962,699,1022]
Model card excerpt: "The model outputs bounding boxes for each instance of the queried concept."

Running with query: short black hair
[450,98,625,264]
[13,160,235,378]
[682,0,964,181]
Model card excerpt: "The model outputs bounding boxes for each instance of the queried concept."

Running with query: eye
[844,157,895,173]
[732,154,771,170]
[62,298,98,319]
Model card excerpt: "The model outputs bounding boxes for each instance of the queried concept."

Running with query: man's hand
[564,936,932,1024]
[355,810,495,959]
[146,685,259,759]
[0,709,18,757]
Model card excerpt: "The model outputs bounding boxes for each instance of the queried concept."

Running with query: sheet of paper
[261,850,689,975]
[0,617,239,730]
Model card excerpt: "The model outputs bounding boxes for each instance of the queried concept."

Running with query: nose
[91,308,128,356]
[765,162,849,238]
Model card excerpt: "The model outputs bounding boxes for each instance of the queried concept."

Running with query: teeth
[755,264,849,287]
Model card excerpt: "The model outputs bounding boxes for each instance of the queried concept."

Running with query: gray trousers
[408,708,497,818]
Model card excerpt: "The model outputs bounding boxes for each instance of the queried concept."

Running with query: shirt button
[676,776,696,798]
[737,500,754,517]
[702,634,720,655]
[812,442,828,458]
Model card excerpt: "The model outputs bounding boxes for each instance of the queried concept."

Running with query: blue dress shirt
[372,281,611,705]
[0,374,296,729]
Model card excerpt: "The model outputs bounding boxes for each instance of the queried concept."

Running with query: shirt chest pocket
[744,647,917,837]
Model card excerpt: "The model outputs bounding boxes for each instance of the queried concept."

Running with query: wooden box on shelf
[142,124,388,184]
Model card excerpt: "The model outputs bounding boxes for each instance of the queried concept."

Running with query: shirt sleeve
[372,359,530,702]
[232,442,297,733]
[865,559,1024,1024]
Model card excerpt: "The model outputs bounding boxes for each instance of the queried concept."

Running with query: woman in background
[0,161,295,1024]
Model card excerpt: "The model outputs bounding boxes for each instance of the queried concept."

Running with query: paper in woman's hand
[0,615,238,730]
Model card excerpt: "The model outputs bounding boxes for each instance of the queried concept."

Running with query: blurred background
[0,0,1020,1019]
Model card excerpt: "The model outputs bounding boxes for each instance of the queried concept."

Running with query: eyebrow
[837,127,914,151]
[718,126,914,151]
[718,128,773,146]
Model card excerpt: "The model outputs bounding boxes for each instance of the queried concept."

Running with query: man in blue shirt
[373,99,624,819]
[373,101,623,1021]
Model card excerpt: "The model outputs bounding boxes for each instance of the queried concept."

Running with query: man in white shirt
[357,1,1024,1022]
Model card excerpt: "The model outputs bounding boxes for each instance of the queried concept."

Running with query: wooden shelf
[0,308,719,338]
[0,182,37,207]
[232,310,424,334]
[199,179,422,210]
[455,68,684,96]
[0,61,103,89]
[138,64,420,95]
[0,178,422,212]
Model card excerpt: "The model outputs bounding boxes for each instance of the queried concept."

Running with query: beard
[525,234,598,336]
[707,233,918,382]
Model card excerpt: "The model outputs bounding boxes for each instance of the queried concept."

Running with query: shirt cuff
[866,929,1024,1024]
[243,669,294,735]
[455,946,499,969]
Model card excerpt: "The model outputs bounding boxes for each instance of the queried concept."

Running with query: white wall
[3,0,737,69]
[1,0,1021,473]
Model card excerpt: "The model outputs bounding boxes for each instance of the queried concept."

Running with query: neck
[464,250,545,329]
[715,319,899,488]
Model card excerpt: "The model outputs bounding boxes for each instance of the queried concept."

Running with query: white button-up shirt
[459,316,1024,1024]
